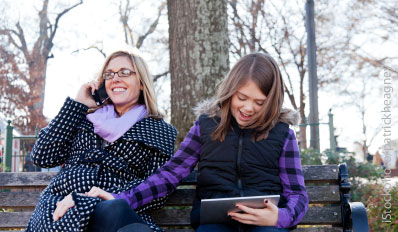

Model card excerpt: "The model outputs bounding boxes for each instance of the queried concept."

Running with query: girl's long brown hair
[212,53,284,141]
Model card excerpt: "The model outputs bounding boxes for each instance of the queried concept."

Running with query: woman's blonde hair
[94,49,161,118]
[212,52,284,141]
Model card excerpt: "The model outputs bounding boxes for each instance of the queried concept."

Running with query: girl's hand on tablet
[228,199,278,226]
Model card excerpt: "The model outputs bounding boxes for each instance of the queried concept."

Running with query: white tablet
[200,195,280,224]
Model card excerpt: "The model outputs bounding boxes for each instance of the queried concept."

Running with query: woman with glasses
[26,49,177,232]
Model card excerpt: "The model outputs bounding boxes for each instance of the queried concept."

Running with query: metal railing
[1,120,39,172]
[1,109,338,171]
[298,109,336,152]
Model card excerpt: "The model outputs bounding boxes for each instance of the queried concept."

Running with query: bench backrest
[0,165,344,231]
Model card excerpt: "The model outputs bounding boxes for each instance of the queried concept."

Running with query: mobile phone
[91,83,109,106]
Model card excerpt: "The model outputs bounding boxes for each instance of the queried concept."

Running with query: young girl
[88,53,308,231]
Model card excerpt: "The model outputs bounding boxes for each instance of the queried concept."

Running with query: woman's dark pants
[87,199,153,232]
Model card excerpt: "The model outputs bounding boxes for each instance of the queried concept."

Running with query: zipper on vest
[237,133,244,197]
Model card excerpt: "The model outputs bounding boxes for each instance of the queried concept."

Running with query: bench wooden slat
[0,165,340,188]
[163,185,341,205]
[0,228,343,232]
[162,185,341,205]
[152,206,342,226]
[0,172,197,188]
[299,206,341,225]
[0,212,30,229]
[302,165,339,183]
[293,228,343,232]
[0,185,340,209]
[0,192,41,208]
[166,189,195,205]
[0,172,56,188]
[306,185,340,203]
[0,205,342,228]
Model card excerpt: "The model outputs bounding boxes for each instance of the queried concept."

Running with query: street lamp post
[306,0,320,151]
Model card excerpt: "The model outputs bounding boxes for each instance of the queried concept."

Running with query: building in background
[374,139,398,177]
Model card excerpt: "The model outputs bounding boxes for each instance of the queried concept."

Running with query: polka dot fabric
[26,97,177,232]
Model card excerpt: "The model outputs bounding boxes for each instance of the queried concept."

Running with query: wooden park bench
[0,164,369,231]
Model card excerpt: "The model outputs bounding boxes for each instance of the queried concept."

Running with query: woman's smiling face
[104,56,142,115]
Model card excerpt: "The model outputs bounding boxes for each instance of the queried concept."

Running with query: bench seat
[0,164,369,231]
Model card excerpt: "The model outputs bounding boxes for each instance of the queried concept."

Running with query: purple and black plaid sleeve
[112,121,201,209]
[277,129,309,228]
[113,123,308,228]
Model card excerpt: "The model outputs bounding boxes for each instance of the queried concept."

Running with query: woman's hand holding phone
[75,81,100,108]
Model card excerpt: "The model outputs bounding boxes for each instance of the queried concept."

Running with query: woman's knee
[248,226,290,232]
[92,199,131,220]
[88,199,140,232]
[118,223,153,232]
[196,224,233,232]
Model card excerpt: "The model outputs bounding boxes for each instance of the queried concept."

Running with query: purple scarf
[86,104,147,143]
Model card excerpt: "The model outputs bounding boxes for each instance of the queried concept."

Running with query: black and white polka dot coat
[26,98,177,232]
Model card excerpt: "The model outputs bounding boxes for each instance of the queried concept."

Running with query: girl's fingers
[235,204,258,215]
[85,186,114,200]
[228,211,256,221]
[264,199,278,213]
[230,216,255,225]
[86,186,100,197]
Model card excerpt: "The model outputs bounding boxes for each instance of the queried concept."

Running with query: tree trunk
[27,56,48,133]
[168,0,229,145]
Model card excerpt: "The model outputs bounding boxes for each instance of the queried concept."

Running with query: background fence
[1,120,40,172]
[1,110,337,172]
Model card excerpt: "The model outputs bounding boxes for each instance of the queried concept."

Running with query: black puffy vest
[196,114,289,199]
[190,114,291,228]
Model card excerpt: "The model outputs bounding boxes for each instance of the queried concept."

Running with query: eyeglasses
[102,69,136,80]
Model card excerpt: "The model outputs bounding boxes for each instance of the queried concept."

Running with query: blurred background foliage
[301,148,397,231]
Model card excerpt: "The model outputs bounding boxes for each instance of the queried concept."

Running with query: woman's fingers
[88,81,100,95]
[75,80,100,107]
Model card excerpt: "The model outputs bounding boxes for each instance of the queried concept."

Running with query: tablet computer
[200,195,280,224]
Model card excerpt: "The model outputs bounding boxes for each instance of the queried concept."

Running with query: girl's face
[230,80,266,127]
[104,56,142,114]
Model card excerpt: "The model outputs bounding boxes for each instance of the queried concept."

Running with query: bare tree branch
[153,71,169,83]
[136,1,166,48]
[72,44,107,58]
[351,52,398,74]
[119,0,135,45]
[49,0,84,43]
[0,29,22,51]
